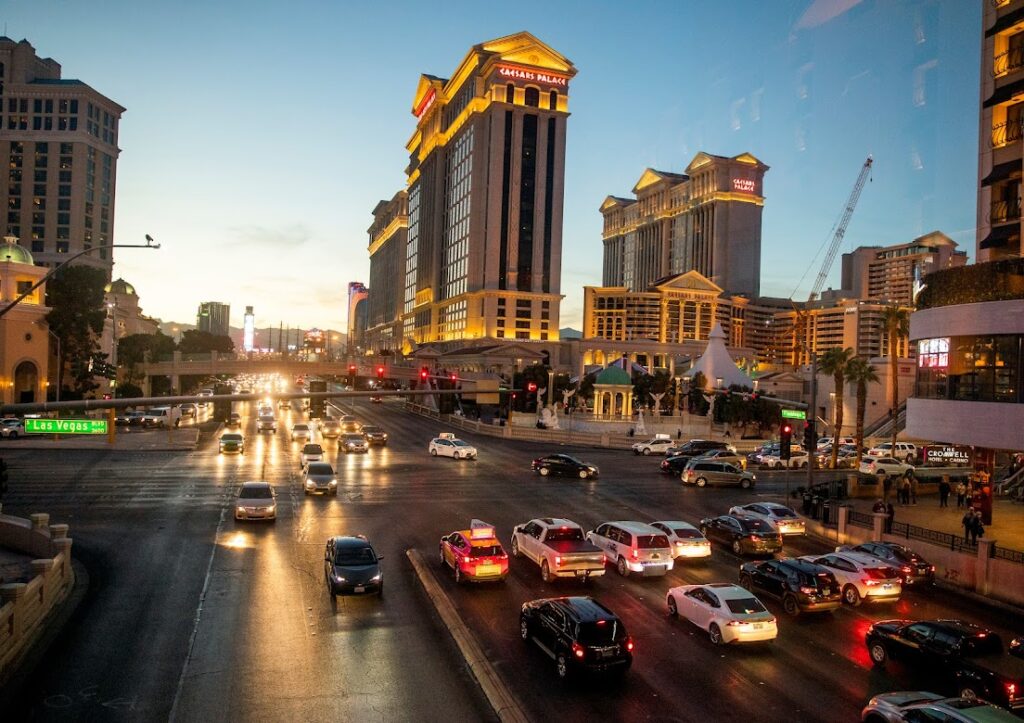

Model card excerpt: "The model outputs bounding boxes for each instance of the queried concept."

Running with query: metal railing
[991,117,1024,148]
[890,521,978,553]
[848,510,875,529]
[989,197,1022,223]
[993,545,1024,563]
[993,46,1024,77]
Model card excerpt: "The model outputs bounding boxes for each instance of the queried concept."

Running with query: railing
[989,197,1022,223]
[993,545,1024,563]
[890,520,979,554]
[997,465,1024,495]
[991,117,1024,148]
[863,401,906,439]
[993,46,1024,77]
[848,510,874,529]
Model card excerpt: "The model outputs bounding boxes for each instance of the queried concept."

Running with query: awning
[981,160,1022,187]
[983,77,1024,108]
[979,224,1019,250]
[987,6,1024,37]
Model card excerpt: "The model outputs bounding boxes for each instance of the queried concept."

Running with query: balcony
[991,117,1024,147]
[993,45,1024,77]
[992,0,1011,7]
[990,197,1022,223]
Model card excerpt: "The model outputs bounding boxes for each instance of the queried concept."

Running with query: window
[549,90,558,110]
[506,83,515,103]
[918,335,1022,403]
[31,240,44,252]
[524,87,540,107]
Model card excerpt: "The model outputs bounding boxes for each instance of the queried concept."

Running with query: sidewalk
[841,494,1024,552]
[0,426,200,452]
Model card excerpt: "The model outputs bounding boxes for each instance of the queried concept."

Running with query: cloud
[221,223,313,249]
[794,0,863,32]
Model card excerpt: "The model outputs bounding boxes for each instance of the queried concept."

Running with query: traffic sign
[25,418,109,435]
[780,408,807,420]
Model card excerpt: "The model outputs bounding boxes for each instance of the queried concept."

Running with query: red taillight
[624,637,634,652]
[463,556,471,564]
[555,556,561,565]
[862,578,878,586]
[631,548,639,560]
[1007,682,1016,697]
[572,642,585,659]
[901,565,912,573]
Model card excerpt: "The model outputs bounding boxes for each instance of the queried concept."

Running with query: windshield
[307,463,333,475]
[334,546,377,565]
[469,545,502,557]
[544,528,584,542]
[738,519,774,533]
[362,426,381,433]
[725,597,767,615]
[576,620,624,645]
[636,534,670,549]
[239,486,272,499]
[673,528,702,539]
[221,434,242,442]
[294,425,309,431]
[343,435,363,442]
[302,445,323,454]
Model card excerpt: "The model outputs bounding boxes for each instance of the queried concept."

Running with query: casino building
[372,32,576,352]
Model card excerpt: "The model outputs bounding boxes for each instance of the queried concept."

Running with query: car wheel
[520,618,530,641]
[430,448,437,456]
[732,540,743,555]
[541,560,553,583]
[511,538,521,558]
[642,448,651,456]
[708,623,723,645]
[869,641,888,666]
[667,596,678,617]
[578,469,588,479]
[617,556,629,577]
[800,461,808,469]
[740,478,751,489]
[453,451,461,460]
[539,467,550,477]
[783,595,800,617]
[739,574,752,591]
[556,653,569,680]
[843,584,862,607]
[696,477,708,488]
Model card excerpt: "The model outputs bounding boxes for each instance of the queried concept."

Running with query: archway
[14,360,38,404]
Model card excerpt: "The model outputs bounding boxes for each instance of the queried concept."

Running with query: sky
[5,0,981,335]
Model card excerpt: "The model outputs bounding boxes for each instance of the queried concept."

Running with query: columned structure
[0,237,50,403]
[591,365,633,418]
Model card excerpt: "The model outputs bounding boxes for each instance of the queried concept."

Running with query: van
[586,521,674,578]
[682,459,756,488]
[142,406,182,428]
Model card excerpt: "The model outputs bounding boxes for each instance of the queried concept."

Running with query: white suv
[867,442,917,463]
[631,435,675,456]
[798,551,902,606]
[586,521,674,578]
[860,456,915,478]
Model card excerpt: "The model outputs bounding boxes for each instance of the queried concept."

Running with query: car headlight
[305,480,314,487]
[370,573,382,582]
[236,506,245,512]
[267,504,276,511]
[330,479,338,485]
[334,574,346,582]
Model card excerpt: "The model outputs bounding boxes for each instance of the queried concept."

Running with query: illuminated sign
[496,65,568,87]
[26,418,108,435]
[917,338,949,368]
[925,445,971,466]
[414,89,436,118]
[780,409,807,420]
[732,177,756,193]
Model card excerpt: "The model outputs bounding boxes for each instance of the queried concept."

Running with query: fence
[993,545,1024,564]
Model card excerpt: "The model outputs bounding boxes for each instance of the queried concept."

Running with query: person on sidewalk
[872,498,885,514]
[900,477,911,506]
[938,478,951,508]
[956,481,967,509]
[962,507,975,543]
[885,502,895,534]
[970,510,984,544]
[910,473,918,505]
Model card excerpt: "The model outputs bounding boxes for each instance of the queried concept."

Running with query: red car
[439,520,508,584]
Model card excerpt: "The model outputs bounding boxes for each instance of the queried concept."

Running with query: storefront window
[916,335,1021,403]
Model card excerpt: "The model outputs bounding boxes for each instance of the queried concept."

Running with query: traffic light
[377,365,385,380]
[526,382,537,393]
[420,368,429,382]
[803,421,816,453]
[450,373,457,383]
[780,423,793,460]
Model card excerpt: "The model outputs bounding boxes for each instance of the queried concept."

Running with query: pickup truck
[866,619,1024,712]
[510,518,606,583]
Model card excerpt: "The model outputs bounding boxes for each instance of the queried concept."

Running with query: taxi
[429,432,478,460]
[439,520,508,584]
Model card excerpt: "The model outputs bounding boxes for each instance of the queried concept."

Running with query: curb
[406,549,528,723]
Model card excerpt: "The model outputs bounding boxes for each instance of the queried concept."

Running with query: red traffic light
[526,382,538,393]
[450,374,457,382]
[377,366,385,377]
[782,423,793,434]
[420,368,429,380]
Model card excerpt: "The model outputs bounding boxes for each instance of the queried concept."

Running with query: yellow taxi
[439,520,508,584]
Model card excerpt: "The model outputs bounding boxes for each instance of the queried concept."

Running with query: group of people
[961,507,985,544]
[871,499,896,533]
[936,478,972,508]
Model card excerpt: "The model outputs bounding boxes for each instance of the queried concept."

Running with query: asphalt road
[0,396,1021,722]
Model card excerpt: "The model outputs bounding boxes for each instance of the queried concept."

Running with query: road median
[406,548,528,723]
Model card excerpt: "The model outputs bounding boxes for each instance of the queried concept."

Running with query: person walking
[938,478,951,508]
[969,510,983,544]
[956,480,967,509]
[885,502,895,534]
[962,507,975,543]
[900,476,911,506]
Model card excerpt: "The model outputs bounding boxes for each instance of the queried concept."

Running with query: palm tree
[818,347,854,469]
[881,305,910,452]
[845,357,880,469]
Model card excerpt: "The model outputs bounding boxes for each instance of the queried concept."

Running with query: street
[0,399,1021,722]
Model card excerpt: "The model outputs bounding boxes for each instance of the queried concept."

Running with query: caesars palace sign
[496,65,569,88]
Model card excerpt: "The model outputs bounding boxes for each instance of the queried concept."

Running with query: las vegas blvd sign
[25,418,108,435]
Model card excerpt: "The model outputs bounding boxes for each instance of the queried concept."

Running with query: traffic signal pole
[807,353,817,490]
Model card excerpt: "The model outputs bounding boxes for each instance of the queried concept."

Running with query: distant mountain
[559,327,582,340]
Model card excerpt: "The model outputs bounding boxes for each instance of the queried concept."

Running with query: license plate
[354,586,365,593]
[477,565,499,575]
[575,570,588,577]
[753,623,764,629]
[882,584,894,589]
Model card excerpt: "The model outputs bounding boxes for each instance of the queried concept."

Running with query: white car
[798,551,902,606]
[299,443,324,468]
[1,419,25,439]
[234,481,276,521]
[649,521,712,559]
[631,436,675,456]
[867,442,918,463]
[727,503,806,536]
[859,456,914,478]
[666,583,777,645]
[291,423,313,442]
[428,435,478,460]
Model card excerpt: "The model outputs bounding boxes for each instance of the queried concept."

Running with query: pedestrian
[938,478,951,508]
[962,507,975,543]
[676,428,682,440]
[885,502,895,534]
[881,472,891,504]
[900,476,911,506]
[969,511,983,544]
[909,473,918,505]
[872,498,885,514]
[956,480,967,509]
[628,427,635,438]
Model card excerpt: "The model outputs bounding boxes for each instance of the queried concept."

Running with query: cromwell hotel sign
[364,32,577,352]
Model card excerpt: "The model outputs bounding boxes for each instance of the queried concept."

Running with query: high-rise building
[978,1,1024,261]
[0,38,125,272]
[366,192,408,354]
[243,306,255,352]
[600,153,769,297]
[196,302,229,336]
[398,32,576,346]
[840,231,967,306]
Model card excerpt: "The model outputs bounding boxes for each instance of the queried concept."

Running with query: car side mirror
[377,555,385,561]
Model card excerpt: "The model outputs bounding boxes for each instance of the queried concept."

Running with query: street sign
[780,408,807,420]
[25,418,109,435]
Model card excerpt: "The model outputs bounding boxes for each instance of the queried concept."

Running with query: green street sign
[25,418,108,435]
[780,408,807,420]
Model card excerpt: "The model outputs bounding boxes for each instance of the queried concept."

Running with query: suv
[520,596,633,679]
[257,414,277,433]
[868,442,918,463]
[631,434,675,456]
[665,439,734,458]
[586,521,673,578]
[682,459,756,489]
[738,558,842,616]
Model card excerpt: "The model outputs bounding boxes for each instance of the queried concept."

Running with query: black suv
[739,558,842,616]
[520,596,633,679]
[665,439,731,459]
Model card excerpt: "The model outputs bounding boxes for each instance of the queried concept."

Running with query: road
[0,396,1020,722]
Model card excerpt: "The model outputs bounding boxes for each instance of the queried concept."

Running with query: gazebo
[592,365,633,418]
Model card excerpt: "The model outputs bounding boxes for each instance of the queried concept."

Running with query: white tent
[688,323,753,390]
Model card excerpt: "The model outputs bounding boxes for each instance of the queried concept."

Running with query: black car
[665,439,731,459]
[739,558,842,616]
[843,541,935,586]
[866,619,1024,711]
[520,596,633,679]
[323,536,383,597]
[361,425,388,445]
[699,514,783,556]
[532,454,599,479]
[660,455,691,475]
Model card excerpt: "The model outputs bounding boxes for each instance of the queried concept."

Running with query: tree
[687,372,710,415]
[117,332,176,386]
[845,357,880,469]
[179,330,234,354]
[45,265,108,399]
[818,347,854,469]
[881,305,910,453]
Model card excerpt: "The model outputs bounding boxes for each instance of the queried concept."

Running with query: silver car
[300,443,324,468]
[861,691,1019,722]
[235,481,277,521]
[340,433,368,454]
[303,462,338,495]
[681,459,756,489]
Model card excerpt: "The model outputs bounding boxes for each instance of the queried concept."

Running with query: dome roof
[595,365,632,386]
[105,278,137,296]
[0,237,34,265]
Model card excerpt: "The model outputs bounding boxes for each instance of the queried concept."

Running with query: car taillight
[631,548,639,560]
[463,556,471,564]
[624,637,634,652]
[572,642,585,659]
[929,565,935,572]
[862,578,878,586]
[555,556,561,565]
[901,565,912,573]
[1007,682,1016,697]
[799,586,816,595]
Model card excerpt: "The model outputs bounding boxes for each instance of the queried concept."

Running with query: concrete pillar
[29,513,49,530]
[977,538,995,596]
[143,375,152,397]
[872,512,887,540]
[31,559,54,575]
[846,474,859,499]
[171,375,180,393]
[0,582,26,604]
[837,504,849,540]
[49,524,69,540]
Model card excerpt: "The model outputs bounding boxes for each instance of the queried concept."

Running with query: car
[218,432,244,454]
[302,461,338,495]
[727,503,806,536]
[860,457,915,478]
[861,692,1022,723]
[818,436,855,450]
[320,418,342,439]
[839,541,936,586]
[225,412,242,429]
[799,551,902,606]
[234,481,276,521]
[0,418,24,438]
[631,434,675,455]
[324,535,383,597]
[867,442,918,463]
[692,448,747,468]
[257,414,277,433]
[649,520,712,560]
[339,433,368,453]
[738,558,842,616]
[277,399,291,409]
[586,521,674,578]
[520,596,633,679]
[125,410,146,427]
[666,583,777,645]
[532,454,598,479]
[429,433,478,460]
[665,439,735,458]
[299,443,324,468]
[291,423,313,442]
[761,450,823,469]
[510,518,606,582]
[370,395,383,403]
[113,412,133,428]
[340,415,361,433]
[142,406,182,428]
[256,403,273,417]
[699,514,783,556]
[361,425,388,445]
[681,459,756,489]
[179,403,197,419]
[439,520,508,583]
[660,454,693,476]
